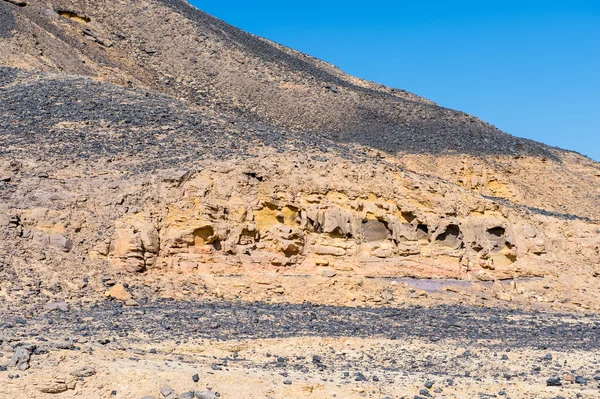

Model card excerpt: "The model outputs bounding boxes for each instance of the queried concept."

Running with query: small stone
[424,381,433,389]
[37,377,75,394]
[70,366,96,378]
[125,299,140,307]
[179,392,195,399]
[546,377,562,386]
[322,269,336,278]
[283,380,292,385]
[160,385,175,397]
[43,301,70,312]
[105,283,132,301]
[7,346,33,371]
[192,373,199,383]
[195,392,217,399]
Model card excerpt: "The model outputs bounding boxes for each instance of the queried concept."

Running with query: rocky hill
[1,1,600,398]
[1,0,599,294]
[2,0,600,218]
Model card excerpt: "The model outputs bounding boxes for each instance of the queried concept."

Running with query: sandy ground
[2,301,600,398]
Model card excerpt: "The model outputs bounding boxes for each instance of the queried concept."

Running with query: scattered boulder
[160,385,175,397]
[546,377,562,386]
[82,27,114,47]
[43,301,69,312]
[5,345,34,371]
[314,245,345,257]
[70,366,96,378]
[125,299,140,307]
[37,377,76,393]
[322,269,337,278]
[195,392,217,399]
[105,283,132,301]
[49,233,73,252]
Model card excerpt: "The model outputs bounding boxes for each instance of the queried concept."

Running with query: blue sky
[192,1,600,160]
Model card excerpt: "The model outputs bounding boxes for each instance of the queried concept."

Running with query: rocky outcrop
[109,217,159,273]
[0,155,568,285]
[1,154,597,298]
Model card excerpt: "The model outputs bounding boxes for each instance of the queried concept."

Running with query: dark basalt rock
[2,0,26,7]
[2,301,599,352]
[0,3,15,39]
[0,67,369,173]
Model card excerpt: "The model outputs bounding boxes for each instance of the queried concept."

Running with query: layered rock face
[103,162,533,280]
[2,153,598,296]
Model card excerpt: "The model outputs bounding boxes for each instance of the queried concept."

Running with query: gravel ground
[3,301,600,351]
[0,67,369,172]
[2,301,600,398]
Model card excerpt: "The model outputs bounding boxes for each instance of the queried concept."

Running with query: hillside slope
[1,0,599,219]
[0,0,599,315]
[1,66,599,314]
[3,2,600,398]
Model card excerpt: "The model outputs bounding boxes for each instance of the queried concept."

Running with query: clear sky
[192,0,600,160]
